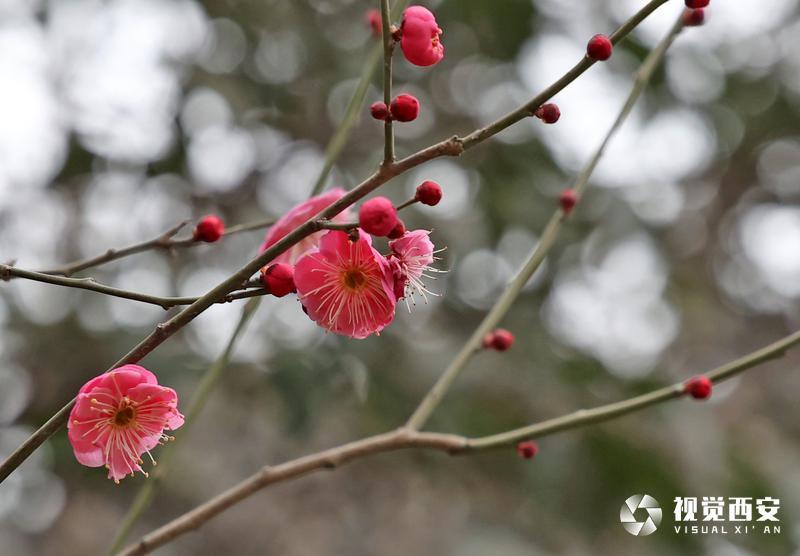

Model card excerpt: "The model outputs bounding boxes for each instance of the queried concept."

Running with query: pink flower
[260,188,353,265]
[389,229,438,302]
[294,230,397,339]
[67,365,184,483]
[400,6,444,67]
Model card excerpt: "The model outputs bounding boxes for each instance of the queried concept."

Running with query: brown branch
[119,327,800,556]
[0,0,674,485]
[35,217,275,278]
[0,264,267,309]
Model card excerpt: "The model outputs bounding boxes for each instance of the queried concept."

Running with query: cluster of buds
[371,94,421,123]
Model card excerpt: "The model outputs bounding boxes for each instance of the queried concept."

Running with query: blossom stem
[395,197,418,211]
[0,0,673,485]
[406,9,685,431]
[118,327,800,556]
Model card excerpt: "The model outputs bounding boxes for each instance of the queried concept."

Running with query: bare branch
[34,217,275,278]
[406,8,685,431]
[119,327,800,556]
[0,264,267,309]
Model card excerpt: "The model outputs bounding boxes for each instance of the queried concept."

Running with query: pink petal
[260,188,353,265]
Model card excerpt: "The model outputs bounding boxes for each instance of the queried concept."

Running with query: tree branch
[0,0,673,485]
[406,8,684,431]
[0,264,267,309]
[119,327,800,556]
[33,217,275,278]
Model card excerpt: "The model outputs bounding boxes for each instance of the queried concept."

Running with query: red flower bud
[684,376,713,400]
[390,94,420,122]
[387,219,407,240]
[261,263,296,298]
[370,101,390,121]
[365,8,382,37]
[534,103,561,124]
[685,0,709,8]
[559,188,578,215]
[359,196,398,237]
[193,215,225,243]
[399,6,444,67]
[587,34,613,61]
[682,8,705,26]
[415,180,443,206]
[516,441,539,460]
[482,328,515,351]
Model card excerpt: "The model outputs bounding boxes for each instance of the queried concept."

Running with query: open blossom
[388,229,437,302]
[294,230,396,339]
[400,6,444,67]
[260,188,353,265]
[67,365,183,483]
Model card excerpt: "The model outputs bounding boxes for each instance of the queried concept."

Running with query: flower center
[113,404,136,427]
[341,269,368,291]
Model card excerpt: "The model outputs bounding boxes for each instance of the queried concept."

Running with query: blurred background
[1,0,799,554]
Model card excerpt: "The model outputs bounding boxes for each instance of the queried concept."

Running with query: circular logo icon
[620,494,662,536]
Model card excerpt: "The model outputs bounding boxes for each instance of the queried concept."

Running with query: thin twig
[0,0,673,485]
[35,217,275,278]
[310,0,411,195]
[381,0,395,163]
[0,264,267,309]
[119,327,800,556]
[406,9,685,431]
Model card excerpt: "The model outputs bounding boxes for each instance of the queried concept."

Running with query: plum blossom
[260,188,353,265]
[388,229,439,303]
[294,230,397,339]
[67,365,183,483]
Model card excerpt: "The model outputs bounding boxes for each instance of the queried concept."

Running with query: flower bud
[261,263,296,298]
[482,328,515,351]
[390,94,420,122]
[559,188,578,215]
[685,376,713,400]
[535,103,561,124]
[416,180,443,206]
[370,101,390,121]
[193,215,225,243]
[399,6,444,67]
[587,34,613,61]
[359,197,398,237]
[516,441,539,460]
